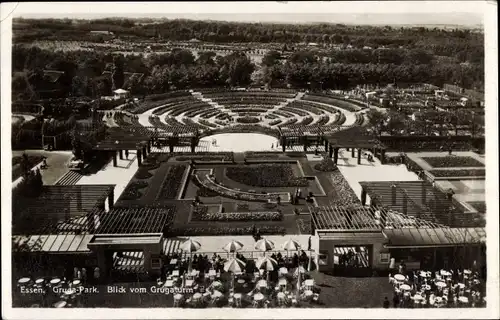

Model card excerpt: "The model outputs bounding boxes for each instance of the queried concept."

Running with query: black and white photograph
[1,1,498,319]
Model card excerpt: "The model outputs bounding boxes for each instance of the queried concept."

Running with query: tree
[366,109,387,137]
[261,50,281,67]
[112,54,125,90]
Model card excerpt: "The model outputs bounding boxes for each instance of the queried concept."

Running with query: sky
[3,2,486,27]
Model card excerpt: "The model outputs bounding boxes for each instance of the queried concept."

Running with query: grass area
[422,156,484,168]
[429,169,485,177]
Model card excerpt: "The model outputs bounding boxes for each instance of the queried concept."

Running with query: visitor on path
[41,157,48,169]
[73,267,79,279]
[383,297,390,308]
[271,143,274,149]
[93,267,100,282]
[125,150,129,159]
[82,267,87,283]
[393,293,400,308]
[307,236,312,251]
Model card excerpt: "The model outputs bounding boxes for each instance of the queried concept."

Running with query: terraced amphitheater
[112,90,366,140]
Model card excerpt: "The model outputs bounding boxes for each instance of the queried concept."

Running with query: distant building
[90,30,114,36]
[113,88,130,100]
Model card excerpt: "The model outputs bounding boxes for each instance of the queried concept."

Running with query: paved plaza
[77,151,139,205]
[336,149,419,202]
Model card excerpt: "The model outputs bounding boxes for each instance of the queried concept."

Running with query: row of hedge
[167,225,286,236]
[191,206,283,222]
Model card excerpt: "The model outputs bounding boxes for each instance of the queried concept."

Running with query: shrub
[135,168,153,179]
[314,158,339,172]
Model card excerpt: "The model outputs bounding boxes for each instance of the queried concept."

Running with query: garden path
[77,150,139,207]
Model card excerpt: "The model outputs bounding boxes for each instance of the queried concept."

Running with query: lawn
[422,156,484,168]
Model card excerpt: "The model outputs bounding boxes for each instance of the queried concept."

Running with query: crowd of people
[384,264,485,308]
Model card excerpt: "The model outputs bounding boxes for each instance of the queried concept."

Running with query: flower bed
[281,107,309,117]
[269,119,282,126]
[195,174,288,202]
[168,225,286,236]
[197,119,218,128]
[314,158,338,172]
[191,206,283,221]
[120,181,149,200]
[287,101,325,115]
[156,165,187,200]
[422,156,484,168]
[303,94,361,112]
[298,116,314,125]
[332,112,346,125]
[191,176,220,197]
[468,201,486,213]
[280,118,298,126]
[330,171,360,206]
[315,115,330,126]
[236,116,260,124]
[226,164,309,187]
[12,155,44,181]
[354,113,365,126]
[429,169,485,178]
[265,114,279,119]
[297,218,312,234]
[174,152,234,162]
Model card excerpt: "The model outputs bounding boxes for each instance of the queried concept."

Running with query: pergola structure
[95,206,175,234]
[324,126,386,165]
[358,181,484,228]
[278,125,329,152]
[12,185,116,236]
[95,126,201,163]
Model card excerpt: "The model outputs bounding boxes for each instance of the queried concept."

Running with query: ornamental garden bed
[468,201,486,213]
[196,174,289,203]
[174,152,234,162]
[225,164,308,187]
[236,116,261,124]
[191,206,283,222]
[156,165,187,200]
[120,181,149,201]
[330,171,360,206]
[422,156,484,168]
[428,169,486,178]
[168,225,286,236]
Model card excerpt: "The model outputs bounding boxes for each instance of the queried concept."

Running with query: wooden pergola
[358,181,484,228]
[325,126,386,165]
[278,125,327,152]
[310,205,445,232]
[95,206,176,234]
[12,185,115,236]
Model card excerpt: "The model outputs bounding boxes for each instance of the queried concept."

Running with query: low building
[113,88,130,100]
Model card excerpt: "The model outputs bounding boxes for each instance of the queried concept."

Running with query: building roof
[114,88,129,94]
[383,227,486,248]
[12,185,115,235]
